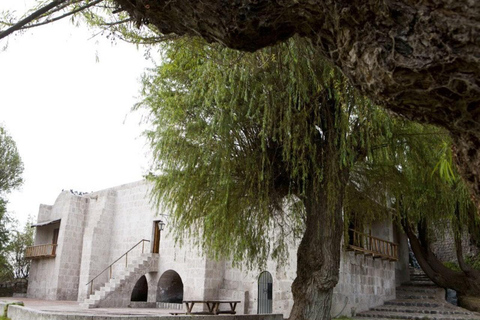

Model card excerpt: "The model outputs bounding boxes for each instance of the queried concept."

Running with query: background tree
[6,220,34,280]
[137,36,391,320]
[0,125,24,284]
[0,125,23,269]
[0,199,14,281]
[0,126,23,195]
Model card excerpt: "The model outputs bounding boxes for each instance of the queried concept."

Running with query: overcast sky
[1,0,155,227]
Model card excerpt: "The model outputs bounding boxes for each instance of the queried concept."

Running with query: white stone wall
[78,189,116,300]
[28,191,77,300]
[52,192,89,300]
[37,204,53,223]
[27,259,56,299]
[28,180,402,319]
[216,232,396,318]
[332,251,396,317]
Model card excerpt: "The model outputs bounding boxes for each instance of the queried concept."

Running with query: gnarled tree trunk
[289,168,349,320]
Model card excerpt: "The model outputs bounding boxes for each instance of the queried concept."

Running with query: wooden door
[153,221,161,253]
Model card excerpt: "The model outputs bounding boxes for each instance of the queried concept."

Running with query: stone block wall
[36,204,53,224]
[27,259,56,299]
[155,230,210,312]
[430,221,479,262]
[52,192,89,300]
[78,189,117,300]
[217,222,397,318]
[28,191,88,301]
[27,179,403,319]
[332,251,396,317]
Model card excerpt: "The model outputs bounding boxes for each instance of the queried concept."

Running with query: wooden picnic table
[183,300,241,315]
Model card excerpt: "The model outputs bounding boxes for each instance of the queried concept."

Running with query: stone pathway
[353,269,480,320]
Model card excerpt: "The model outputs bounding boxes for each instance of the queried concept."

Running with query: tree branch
[0,0,69,40]
[15,0,103,32]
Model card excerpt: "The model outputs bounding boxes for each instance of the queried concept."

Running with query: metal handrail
[85,239,150,294]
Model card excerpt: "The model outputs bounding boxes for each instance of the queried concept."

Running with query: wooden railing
[25,243,57,259]
[346,229,398,261]
[86,239,150,295]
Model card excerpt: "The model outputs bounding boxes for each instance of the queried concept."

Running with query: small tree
[7,221,34,280]
[138,37,391,320]
[0,125,23,280]
[0,126,23,195]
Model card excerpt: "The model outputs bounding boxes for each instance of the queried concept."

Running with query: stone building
[26,180,409,318]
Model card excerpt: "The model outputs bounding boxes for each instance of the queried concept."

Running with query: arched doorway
[157,270,184,303]
[131,275,148,301]
[258,271,273,314]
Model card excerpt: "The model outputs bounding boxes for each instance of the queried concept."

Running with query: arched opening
[258,271,273,314]
[131,275,148,302]
[157,270,184,303]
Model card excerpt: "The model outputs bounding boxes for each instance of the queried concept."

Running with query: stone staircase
[80,253,158,309]
[354,269,480,320]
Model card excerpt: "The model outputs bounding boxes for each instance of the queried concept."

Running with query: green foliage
[0,125,24,281]
[348,118,477,240]
[137,36,390,267]
[5,219,34,280]
[0,199,11,253]
[443,261,461,272]
[0,126,23,195]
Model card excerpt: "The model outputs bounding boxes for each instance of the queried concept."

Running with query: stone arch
[131,275,148,302]
[156,270,184,303]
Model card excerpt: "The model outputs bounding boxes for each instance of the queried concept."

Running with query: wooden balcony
[25,244,57,259]
[346,229,398,261]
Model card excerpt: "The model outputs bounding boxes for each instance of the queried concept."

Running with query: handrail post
[126,253,128,268]
[110,266,112,279]
[90,281,93,295]
[142,240,145,254]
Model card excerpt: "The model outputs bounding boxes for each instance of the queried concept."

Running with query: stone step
[355,310,480,320]
[370,305,472,315]
[396,293,438,300]
[397,285,443,292]
[384,299,442,308]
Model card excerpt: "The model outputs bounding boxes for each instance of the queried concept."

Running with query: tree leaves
[137,36,389,268]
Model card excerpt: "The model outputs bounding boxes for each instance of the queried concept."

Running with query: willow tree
[137,37,389,319]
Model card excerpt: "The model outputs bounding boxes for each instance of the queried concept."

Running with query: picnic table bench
[183,300,241,315]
